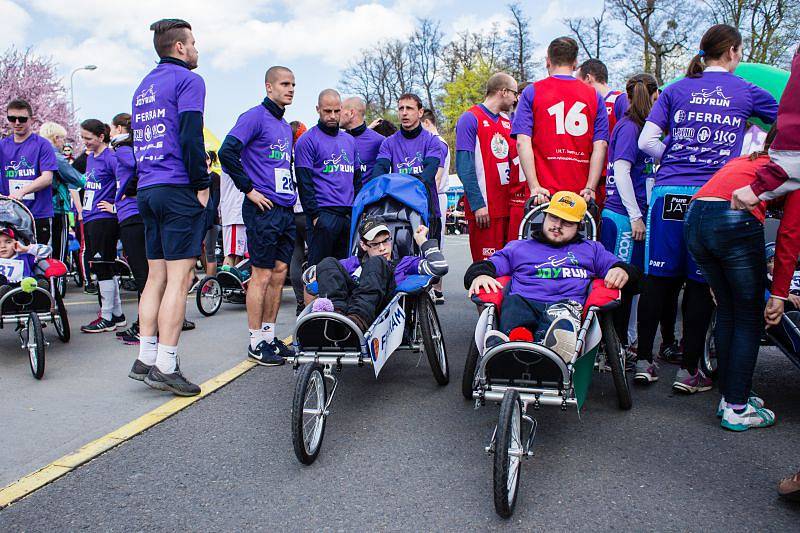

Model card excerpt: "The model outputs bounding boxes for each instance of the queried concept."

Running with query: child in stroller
[0,226,52,298]
[304,217,448,332]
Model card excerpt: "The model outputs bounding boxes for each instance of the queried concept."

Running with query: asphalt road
[2,235,799,531]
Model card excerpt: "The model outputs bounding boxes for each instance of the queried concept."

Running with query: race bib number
[547,101,589,136]
[274,168,294,194]
[82,190,95,211]
[0,258,25,283]
[497,161,510,185]
[8,179,34,200]
[662,194,691,221]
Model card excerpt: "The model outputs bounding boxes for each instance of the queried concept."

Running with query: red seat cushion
[43,259,67,278]
[583,279,621,319]
[470,275,511,307]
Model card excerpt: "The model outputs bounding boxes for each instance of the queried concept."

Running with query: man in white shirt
[218,170,246,265]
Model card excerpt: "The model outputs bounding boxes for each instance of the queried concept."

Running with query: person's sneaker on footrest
[111,313,126,329]
[270,337,294,358]
[312,297,335,313]
[634,359,659,384]
[143,365,201,396]
[658,341,682,365]
[432,289,445,305]
[778,471,800,502]
[543,317,579,363]
[182,319,196,331]
[716,393,765,417]
[720,403,775,432]
[128,359,152,381]
[248,340,286,366]
[81,316,116,333]
[484,330,509,350]
[672,368,712,394]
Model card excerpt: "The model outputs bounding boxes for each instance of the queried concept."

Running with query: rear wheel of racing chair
[461,337,480,400]
[196,276,222,316]
[701,310,718,379]
[292,363,328,465]
[493,389,523,518]
[417,293,449,385]
[25,312,46,380]
[53,289,71,343]
[599,313,632,410]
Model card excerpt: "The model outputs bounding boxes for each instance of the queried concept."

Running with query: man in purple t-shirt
[127,19,210,397]
[340,96,384,185]
[295,89,359,265]
[219,65,297,366]
[465,191,638,360]
[1,99,57,244]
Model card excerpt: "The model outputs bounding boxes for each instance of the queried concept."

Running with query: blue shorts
[645,185,704,281]
[138,186,205,261]
[242,200,295,269]
[600,208,645,271]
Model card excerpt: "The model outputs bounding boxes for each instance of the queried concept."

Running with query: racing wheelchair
[288,174,449,465]
[463,199,632,518]
[0,196,70,379]
[195,258,251,316]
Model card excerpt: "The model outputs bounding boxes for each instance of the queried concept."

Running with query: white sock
[98,279,116,321]
[249,329,264,350]
[262,322,275,343]
[138,335,158,365]
[111,277,123,316]
[156,343,178,373]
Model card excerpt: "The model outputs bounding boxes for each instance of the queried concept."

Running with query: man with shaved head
[340,96,385,184]
[455,72,519,261]
[219,65,296,365]
[296,88,359,265]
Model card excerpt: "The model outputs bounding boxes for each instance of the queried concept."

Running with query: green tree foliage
[441,60,495,131]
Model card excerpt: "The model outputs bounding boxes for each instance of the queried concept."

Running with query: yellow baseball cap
[543,191,587,222]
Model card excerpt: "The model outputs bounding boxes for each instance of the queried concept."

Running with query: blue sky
[2,0,606,138]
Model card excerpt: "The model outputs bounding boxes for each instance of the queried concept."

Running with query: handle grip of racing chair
[582,279,622,320]
[43,259,68,278]
[469,275,511,307]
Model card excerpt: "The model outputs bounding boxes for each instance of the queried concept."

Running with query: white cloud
[0,0,32,51]
[38,37,150,86]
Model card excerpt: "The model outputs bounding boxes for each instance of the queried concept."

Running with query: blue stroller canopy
[349,174,430,249]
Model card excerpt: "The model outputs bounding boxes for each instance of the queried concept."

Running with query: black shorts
[138,186,205,261]
[242,200,295,269]
[84,217,119,281]
[34,217,52,246]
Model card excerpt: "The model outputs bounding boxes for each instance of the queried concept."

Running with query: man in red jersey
[455,72,519,261]
[511,37,609,210]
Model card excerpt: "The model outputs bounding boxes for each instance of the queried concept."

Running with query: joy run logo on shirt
[322,150,354,173]
[397,152,424,174]
[136,85,157,106]
[5,158,35,178]
[268,139,291,161]
[533,253,587,279]
[689,86,731,107]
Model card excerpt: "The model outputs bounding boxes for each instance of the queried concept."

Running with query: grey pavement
[1,235,799,531]
[0,277,299,487]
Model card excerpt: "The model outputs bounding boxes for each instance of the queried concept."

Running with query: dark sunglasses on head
[7,115,29,123]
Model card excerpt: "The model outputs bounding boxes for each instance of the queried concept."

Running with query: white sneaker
[543,317,578,363]
[716,394,765,418]
[720,403,775,432]
[484,329,509,351]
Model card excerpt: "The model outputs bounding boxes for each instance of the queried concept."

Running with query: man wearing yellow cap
[464,191,639,360]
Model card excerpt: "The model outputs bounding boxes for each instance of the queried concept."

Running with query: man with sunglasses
[304,218,448,332]
[1,99,58,244]
[455,72,519,263]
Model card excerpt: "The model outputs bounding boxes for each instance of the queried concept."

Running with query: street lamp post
[69,65,98,118]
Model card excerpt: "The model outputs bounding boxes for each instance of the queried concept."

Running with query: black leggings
[290,213,307,309]
[51,213,69,264]
[119,217,149,297]
[83,218,119,281]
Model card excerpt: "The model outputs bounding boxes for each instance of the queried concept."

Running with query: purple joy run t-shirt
[131,62,205,189]
[646,70,778,187]
[294,126,356,207]
[227,103,294,207]
[83,149,118,223]
[377,128,445,215]
[351,127,385,184]
[114,145,139,223]
[1,133,58,218]
[604,117,652,216]
[489,238,619,304]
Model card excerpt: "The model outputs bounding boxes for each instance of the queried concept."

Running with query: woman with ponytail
[111,112,147,343]
[635,24,778,393]
[79,118,126,334]
[600,73,658,355]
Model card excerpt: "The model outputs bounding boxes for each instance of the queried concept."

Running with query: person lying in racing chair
[464,191,641,361]
[304,217,448,332]
[0,226,53,299]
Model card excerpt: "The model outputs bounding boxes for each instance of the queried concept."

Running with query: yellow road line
[0,336,292,509]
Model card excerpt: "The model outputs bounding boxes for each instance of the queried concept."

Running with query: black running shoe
[111,313,127,329]
[83,283,98,295]
[247,340,286,366]
[143,366,201,396]
[270,338,294,358]
[182,319,196,331]
[117,321,139,338]
[658,342,683,365]
[128,359,152,381]
[81,316,116,333]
